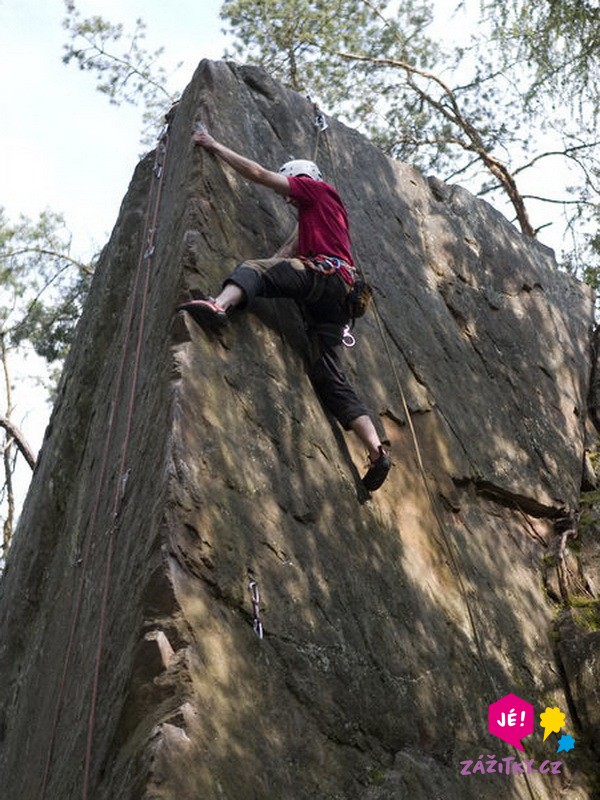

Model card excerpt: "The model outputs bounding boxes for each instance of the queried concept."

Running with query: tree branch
[66,30,175,102]
[0,247,94,276]
[520,194,597,207]
[334,47,536,237]
[0,417,36,470]
[513,140,600,176]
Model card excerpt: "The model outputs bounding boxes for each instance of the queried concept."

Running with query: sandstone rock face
[0,60,597,799]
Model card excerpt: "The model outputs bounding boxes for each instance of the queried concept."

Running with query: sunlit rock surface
[0,60,597,799]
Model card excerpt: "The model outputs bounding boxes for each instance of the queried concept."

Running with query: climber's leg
[309,340,391,491]
[214,282,244,310]
[308,343,368,427]
[348,415,381,462]
[179,257,315,331]
[222,257,315,307]
[178,257,311,326]
[349,415,392,491]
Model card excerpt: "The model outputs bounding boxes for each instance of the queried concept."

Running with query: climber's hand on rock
[193,129,218,150]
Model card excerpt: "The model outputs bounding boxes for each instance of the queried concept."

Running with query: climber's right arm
[193,130,290,196]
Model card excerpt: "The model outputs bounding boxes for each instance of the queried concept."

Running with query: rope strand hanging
[307,110,544,793]
[82,122,172,800]
[309,98,500,698]
[38,110,175,800]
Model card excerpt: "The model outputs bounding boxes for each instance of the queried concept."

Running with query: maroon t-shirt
[287,176,354,265]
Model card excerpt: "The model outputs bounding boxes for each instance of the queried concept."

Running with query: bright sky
[0,0,229,518]
[1,0,228,256]
[1,0,573,287]
[0,0,583,522]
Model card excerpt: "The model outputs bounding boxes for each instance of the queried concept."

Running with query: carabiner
[342,325,356,348]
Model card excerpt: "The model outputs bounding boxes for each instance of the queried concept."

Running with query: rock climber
[178,127,391,491]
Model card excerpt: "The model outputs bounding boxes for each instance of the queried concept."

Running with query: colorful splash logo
[488,693,534,751]
[540,707,565,741]
[540,707,576,753]
[487,695,576,753]
[460,695,576,777]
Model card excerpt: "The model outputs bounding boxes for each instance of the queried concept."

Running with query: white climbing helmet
[278,159,323,181]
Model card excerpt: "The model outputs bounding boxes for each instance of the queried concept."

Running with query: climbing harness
[248,576,264,639]
[297,255,358,350]
[39,105,176,800]
[301,254,356,287]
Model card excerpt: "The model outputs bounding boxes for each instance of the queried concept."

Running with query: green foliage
[0,207,94,368]
[221,0,600,273]
[220,0,446,165]
[222,0,380,91]
[62,0,180,145]
[221,0,547,237]
[481,0,600,119]
[220,1,506,171]
[479,0,600,272]
[582,225,600,307]
[569,598,600,632]
[0,208,93,556]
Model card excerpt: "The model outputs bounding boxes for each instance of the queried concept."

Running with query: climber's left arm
[193,130,291,196]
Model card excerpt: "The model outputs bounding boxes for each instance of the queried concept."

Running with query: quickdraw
[313,103,328,133]
[248,577,264,640]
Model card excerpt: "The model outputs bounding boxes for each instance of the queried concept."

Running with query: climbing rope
[38,113,173,800]
[311,106,541,797]
[82,119,172,800]
[309,99,500,692]
[370,299,499,697]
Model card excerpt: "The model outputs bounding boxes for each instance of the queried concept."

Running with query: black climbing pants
[225,257,369,429]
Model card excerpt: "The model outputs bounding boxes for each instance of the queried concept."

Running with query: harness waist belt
[301,254,356,287]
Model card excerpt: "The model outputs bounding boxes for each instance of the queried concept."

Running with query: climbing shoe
[177,297,228,329]
[362,446,392,491]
